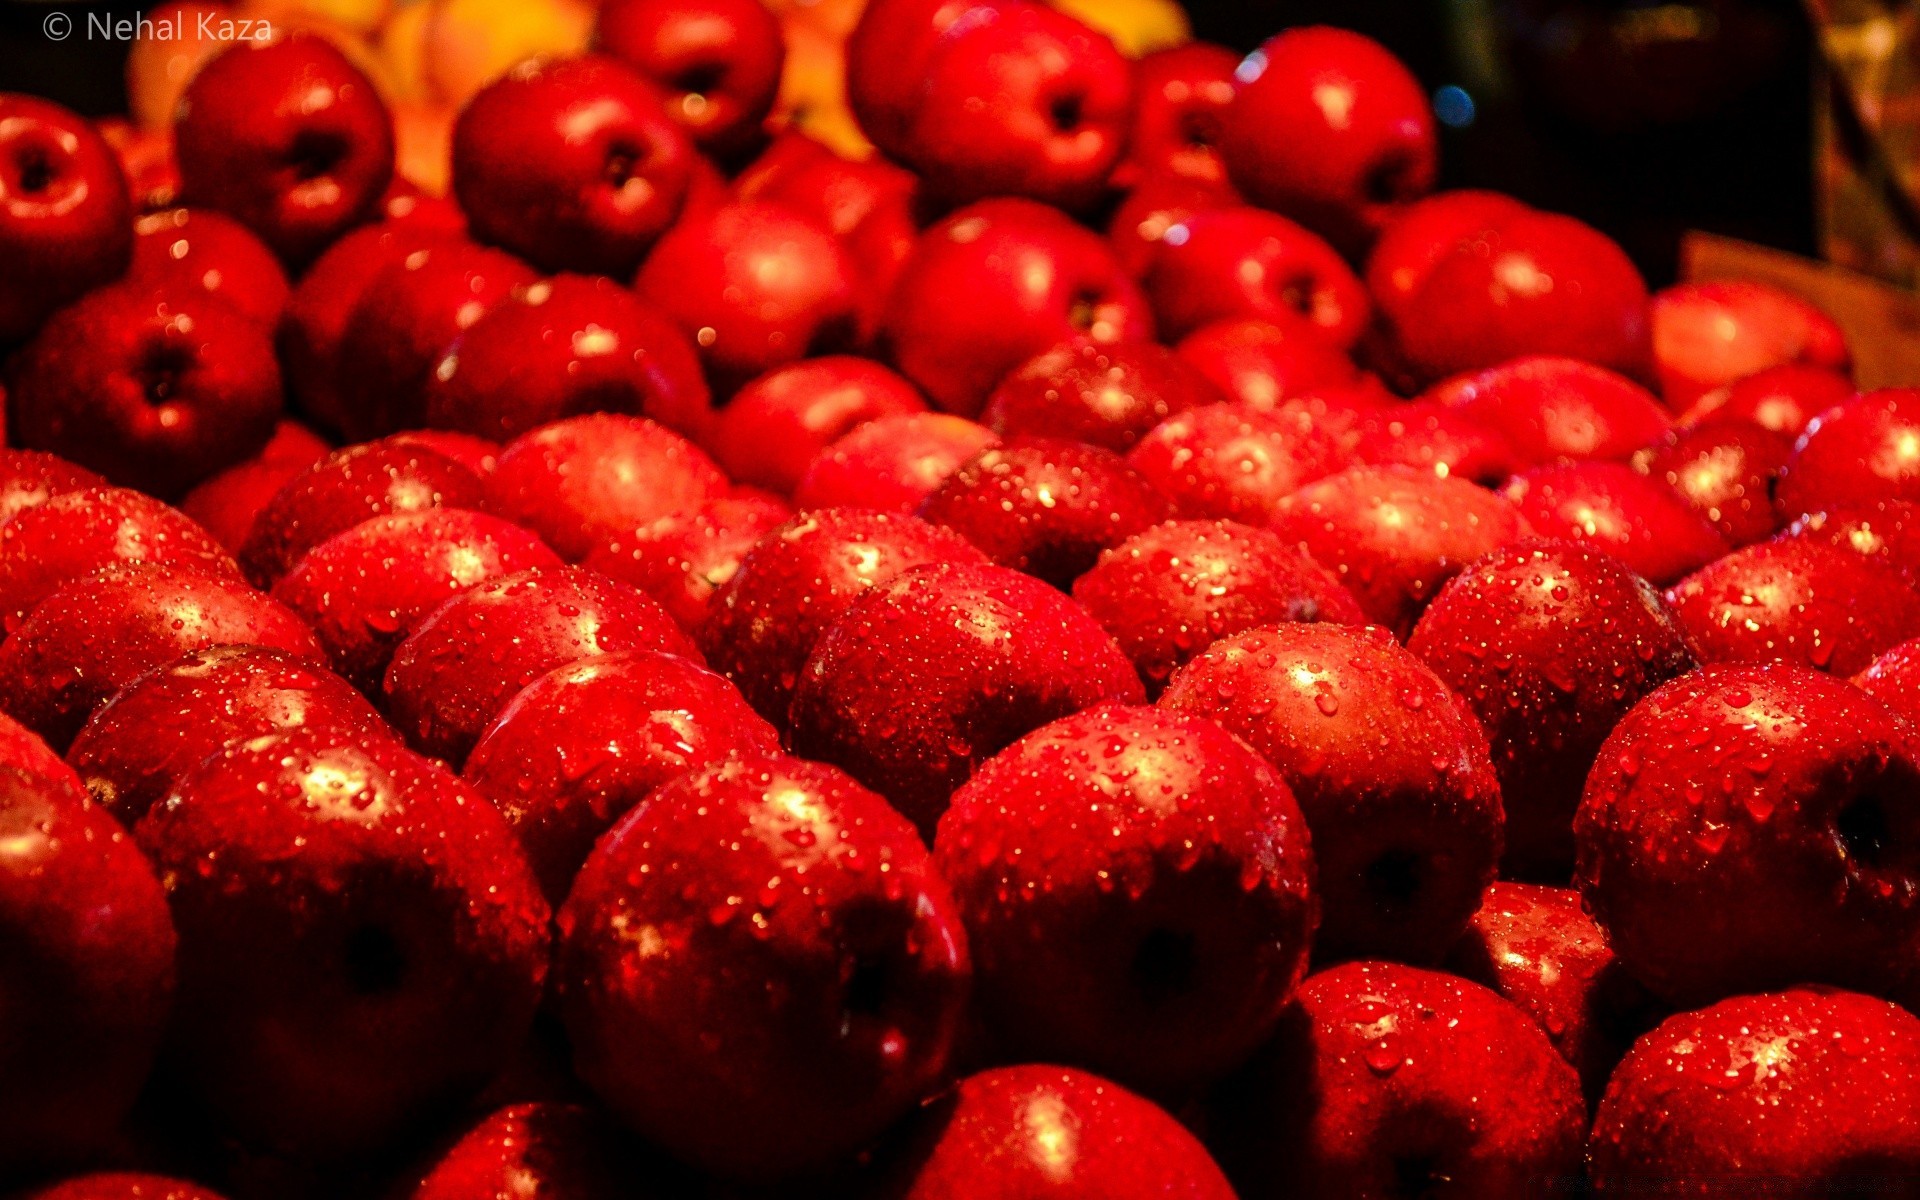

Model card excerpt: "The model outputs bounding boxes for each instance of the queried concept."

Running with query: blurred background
[0,0,1822,284]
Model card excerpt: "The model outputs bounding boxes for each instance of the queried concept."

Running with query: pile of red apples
[2,2,1918,1196]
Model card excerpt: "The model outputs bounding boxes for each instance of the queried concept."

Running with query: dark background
[0,0,1820,285]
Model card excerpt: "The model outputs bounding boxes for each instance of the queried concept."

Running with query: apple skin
[1408,540,1695,880]
[1650,281,1851,410]
[134,729,549,1161]
[1364,190,1531,335]
[1575,662,1920,1010]
[596,0,787,161]
[1500,462,1727,586]
[713,356,926,495]
[6,282,282,499]
[173,33,394,268]
[1855,635,1920,728]
[0,710,81,791]
[452,55,692,276]
[1636,417,1794,546]
[982,337,1224,453]
[1270,464,1533,639]
[485,414,729,561]
[21,1175,228,1200]
[634,200,859,394]
[407,1102,671,1200]
[425,273,713,445]
[0,95,135,344]
[334,239,540,441]
[1786,500,1920,576]
[794,413,1001,514]
[1443,881,1663,1103]
[240,437,487,587]
[581,492,792,631]
[67,644,390,826]
[0,448,106,528]
[1118,43,1241,190]
[393,430,502,477]
[128,207,290,329]
[844,0,967,155]
[1775,387,1920,519]
[382,564,699,767]
[699,508,986,725]
[1074,518,1365,692]
[0,486,238,631]
[1352,402,1517,486]
[1143,206,1370,349]
[788,560,1145,834]
[1107,171,1241,278]
[1421,355,1672,467]
[179,422,333,553]
[884,198,1151,417]
[1159,623,1502,963]
[553,753,971,1182]
[1664,538,1920,676]
[464,649,779,903]
[0,766,176,1173]
[1210,961,1585,1199]
[1219,27,1439,256]
[918,438,1173,590]
[0,561,323,751]
[1171,315,1361,411]
[1680,361,1853,437]
[880,1064,1236,1200]
[933,702,1317,1093]
[1126,402,1345,524]
[1590,988,1920,1194]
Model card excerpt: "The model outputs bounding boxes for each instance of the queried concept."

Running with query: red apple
[1172,316,1360,410]
[1118,43,1241,189]
[597,0,787,160]
[178,424,333,553]
[1364,190,1530,334]
[1422,355,1671,466]
[1785,500,1920,576]
[794,413,1001,513]
[1650,281,1850,409]
[0,95,134,343]
[713,356,925,494]
[1144,206,1369,349]
[22,1175,226,1200]
[581,491,792,630]
[1500,461,1727,585]
[1351,402,1517,486]
[407,1102,665,1200]
[982,337,1224,452]
[1637,416,1793,545]
[1125,401,1345,524]
[1680,361,1852,437]
[1855,634,1920,728]
[0,448,105,528]
[1774,387,1920,519]
[0,710,80,791]
[127,207,289,328]
[1107,170,1241,278]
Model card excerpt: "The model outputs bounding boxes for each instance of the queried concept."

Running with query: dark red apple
[581,491,791,631]
[127,207,289,328]
[22,1175,227,1200]
[1118,43,1240,189]
[178,423,332,553]
[407,1102,667,1200]
[597,0,786,160]
[1364,190,1530,335]
[1107,170,1241,278]
[0,94,134,344]
[794,413,1001,513]
[1785,500,1920,576]
[0,709,81,791]
[1855,635,1920,728]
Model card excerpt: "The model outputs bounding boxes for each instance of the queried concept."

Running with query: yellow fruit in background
[125,0,238,130]
[766,0,867,42]
[1049,0,1189,57]
[771,17,872,159]
[376,0,437,104]
[392,101,456,195]
[422,0,597,110]
[243,0,393,36]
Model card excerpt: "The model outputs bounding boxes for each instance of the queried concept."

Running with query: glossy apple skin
[1219,27,1438,256]
[383,565,698,767]
[0,95,134,344]
[407,1102,668,1200]
[1126,402,1345,525]
[1119,43,1240,189]
[178,422,332,553]
[0,448,105,527]
[425,274,713,445]
[68,644,389,827]
[1680,361,1852,437]
[1575,663,1920,1009]
[1107,171,1242,279]
[1650,281,1850,409]
[1364,190,1531,334]
[127,207,289,329]
[1444,882,1662,1103]
[918,438,1172,590]
[1144,207,1369,349]
[1073,518,1364,691]
[1422,355,1672,467]
[1172,316,1361,410]
[713,356,926,494]
[794,413,1001,513]
[1855,635,1920,728]
[21,1175,227,1200]
[884,198,1151,417]
[1500,461,1727,586]
[885,1065,1236,1200]
[1211,962,1585,1199]
[845,0,969,154]
[1408,540,1695,880]
[581,492,792,631]
[0,767,176,1172]
[1395,211,1652,387]
[1160,623,1502,963]
[1352,402,1518,486]
[7,282,282,498]
[1590,989,1920,1194]
[240,438,485,587]
[0,710,80,791]
[1637,417,1793,546]
[698,509,987,724]
[465,649,778,903]
[1775,387,1920,519]
[452,55,692,276]
[272,509,560,691]
[789,560,1145,833]
[0,486,237,631]
[135,730,548,1161]
[635,200,858,393]
[173,33,394,267]
[485,414,728,561]
[1786,500,1920,576]
[554,753,971,1181]
[0,562,322,751]
[1665,538,1920,676]
[597,0,786,160]
[335,239,539,440]
[934,703,1316,1092]
[1270,464,1532,639]
[982,338,1223,453]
